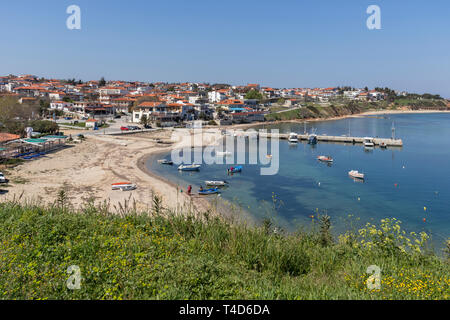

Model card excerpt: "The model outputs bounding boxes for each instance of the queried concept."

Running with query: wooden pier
[258,133,403,147]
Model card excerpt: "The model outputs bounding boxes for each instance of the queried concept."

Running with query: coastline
[223,108,450,130]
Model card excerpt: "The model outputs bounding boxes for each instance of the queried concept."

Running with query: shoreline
[221,108,450,130]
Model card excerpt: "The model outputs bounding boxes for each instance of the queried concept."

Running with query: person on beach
[199,186,203,192]
[187,185,192,195]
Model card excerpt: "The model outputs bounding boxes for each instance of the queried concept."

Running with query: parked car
[128,126,141,130]
[120,126,130,131]
[64,117,73,120]
[144,124,152,129]
[114,115,121,119]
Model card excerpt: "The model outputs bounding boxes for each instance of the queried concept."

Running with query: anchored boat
[288,132,299,143]
[363,137,375,148]
[178,164,201,171]
[205,180,229,187]
[228,166,242,174]
[308,134,318,145]
[317,155,333,163]
[348,170,365,180]
[216,151,232,157]
[158,159,173,165]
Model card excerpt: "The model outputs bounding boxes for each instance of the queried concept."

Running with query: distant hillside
[265,99,448,121]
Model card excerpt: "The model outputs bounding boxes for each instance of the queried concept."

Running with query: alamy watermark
[366,265,381,290]
[366,5,381,30]
[66,265,82,290]
[66,5,81,30]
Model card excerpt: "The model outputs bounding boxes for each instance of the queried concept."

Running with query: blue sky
[1,0,449,97]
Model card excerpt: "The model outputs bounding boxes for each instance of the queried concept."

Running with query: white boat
[0,172,8,184]
[379,142,387,149]
[216,151,232,157]
[288,132,299,143]
[349,170,365,180]
[205,180,228,187]
[317,155,333,163]
[158,159,173,165]
[112,182,136,191]
[363,137,375,148]
[178,164,201,171]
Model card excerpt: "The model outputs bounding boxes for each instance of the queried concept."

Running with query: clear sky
[1,0,449,97]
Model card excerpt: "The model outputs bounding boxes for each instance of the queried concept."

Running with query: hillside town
[1,73,433,130]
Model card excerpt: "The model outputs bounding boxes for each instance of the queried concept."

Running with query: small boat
[379,142,387,149]
[0,172,8,184]
[178,164,201,171]
[363,137,375,148]
[308,134,318,145]
[205,180,229,187]
[198,187,220,195]
[317,155,333,163]
[288,132,299,143]
[120,184,137,191]
[158,159,173,165]
[216,151,232,157]
[349,170,365,180]
[112,182,136,191]
[228,166,242,173]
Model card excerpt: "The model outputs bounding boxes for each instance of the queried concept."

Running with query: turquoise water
[147,113,450,248]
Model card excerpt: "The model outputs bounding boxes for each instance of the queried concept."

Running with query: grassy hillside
[0,200,448,300]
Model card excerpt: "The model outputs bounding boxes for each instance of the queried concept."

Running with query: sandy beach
[3,128,224,217]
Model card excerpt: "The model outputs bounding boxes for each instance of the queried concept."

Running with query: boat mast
[391,121,396,140]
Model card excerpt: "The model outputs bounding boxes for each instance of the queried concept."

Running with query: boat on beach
[348,170,365,180]
[0,172,9,184]
[158,159,173,165]
[317,155,333,163]
[205,180,229,187]
[112,182,137,191]
[198,187,220,195]
[178,164,201,171]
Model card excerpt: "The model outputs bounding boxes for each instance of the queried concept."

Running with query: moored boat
[363,137,375,148]
[216,151,232,157]
[308,134,318,145]
[228,166,242,173]
[379,142,387,149]
[158,159,173,165]
[288,132,299,143]
[205,180,229,187]
[178,164,201,171]
[317,155,333,163]
[348,170,365,180]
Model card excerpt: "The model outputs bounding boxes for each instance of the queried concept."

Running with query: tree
[0,97,38,134]
[245,89,263,101]
[99,77,106,87]
[140,114,149,126]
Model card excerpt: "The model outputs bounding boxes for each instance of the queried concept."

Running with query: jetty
[258,132,403,147]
